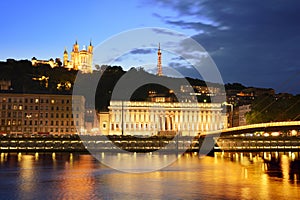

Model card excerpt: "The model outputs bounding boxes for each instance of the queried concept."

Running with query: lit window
[35,98,39,103]
[19,105,23,110]
[51,99,55,104]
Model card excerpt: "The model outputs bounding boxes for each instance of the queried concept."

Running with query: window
[61,121,64,126]
[51,99,55,104]
[35,98,39,103]
[103,122,107,129]
[61,113,64,118]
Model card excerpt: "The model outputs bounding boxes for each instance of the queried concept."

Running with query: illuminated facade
[0,93,85,135]
[31,41,93,73]
[31,57,59,68]
[99,101,227,136]
[63,41,93,73]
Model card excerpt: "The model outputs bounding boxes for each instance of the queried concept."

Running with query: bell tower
[63,48,68,67]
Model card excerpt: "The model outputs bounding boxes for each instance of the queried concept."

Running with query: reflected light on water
[0,152,299,199]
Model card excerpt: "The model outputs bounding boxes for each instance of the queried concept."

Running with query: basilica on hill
[32,41,93,74]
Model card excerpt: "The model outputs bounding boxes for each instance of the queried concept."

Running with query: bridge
[200,121,300,152]
[0,121,299,153]
[202,121,300,136]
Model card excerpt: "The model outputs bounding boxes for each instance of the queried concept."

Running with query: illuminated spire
[157,43,162,76]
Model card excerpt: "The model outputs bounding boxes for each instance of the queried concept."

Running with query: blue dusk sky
[1,0,300,94]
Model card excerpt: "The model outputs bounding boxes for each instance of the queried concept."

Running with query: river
[0,151,299,199]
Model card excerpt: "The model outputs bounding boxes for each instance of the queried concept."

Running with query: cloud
[146,0,300,94]
[129,48,155,54]
[151,27,186,37]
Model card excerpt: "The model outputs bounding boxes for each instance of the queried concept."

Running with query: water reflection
[217,151,300,183]
[0,152,299,199]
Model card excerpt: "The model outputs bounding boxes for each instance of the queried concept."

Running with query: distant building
[179,85,224,103]
[31,57,59,68]
[238,104,251,126]
[0,93,85,135]
[31,41,93,73]
[98,101,227,136]
[147,90,176,103]
[63,41,93,73]
[227,87,275,106]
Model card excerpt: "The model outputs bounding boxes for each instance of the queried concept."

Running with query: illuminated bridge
[200,121,300,152]
[202,121,300,136]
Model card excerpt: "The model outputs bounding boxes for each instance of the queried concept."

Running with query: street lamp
[222,102,233,128]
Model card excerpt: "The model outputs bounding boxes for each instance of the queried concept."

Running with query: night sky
[1,0,300,94]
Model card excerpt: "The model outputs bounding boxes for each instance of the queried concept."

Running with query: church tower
[64,40,94,73]
[63,48,68,67]
[71,40,80,70]
[157,43,163,76]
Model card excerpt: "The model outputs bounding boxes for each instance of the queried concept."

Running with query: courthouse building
[99,101,227,136]
[0,93,85,135]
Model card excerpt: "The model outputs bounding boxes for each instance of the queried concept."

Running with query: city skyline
[1,1,300,94]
